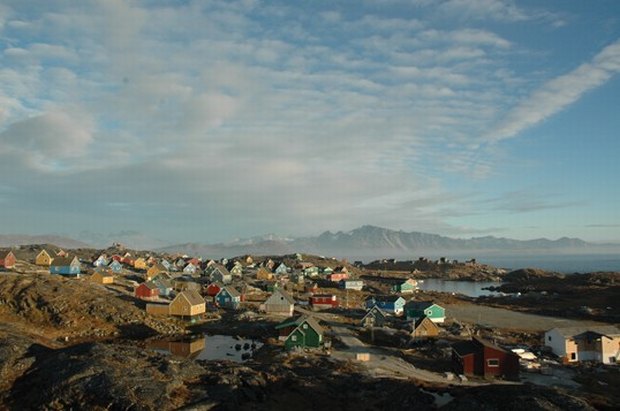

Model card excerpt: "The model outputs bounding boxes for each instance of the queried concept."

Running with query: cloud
[486,40,620,141]
[483,191,583,213]
[0,109,94,171]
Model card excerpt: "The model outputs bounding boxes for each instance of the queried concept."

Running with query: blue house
[151,276,174,297]
[108,260,123,273]
[161,259,172,271]
[364,295,406,315]
[215,286,241,309]
[50,256,82,276]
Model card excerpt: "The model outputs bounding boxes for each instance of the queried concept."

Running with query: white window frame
[487,359,499,367]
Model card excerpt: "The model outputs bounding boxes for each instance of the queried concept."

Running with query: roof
[177,290,205,306]
[472,336,515,355]
[414,315,434,328]
[405,301,442,310]
[275,315,323,334]
[364,305,387,318]
[549,326,620,338]
[452,340,478,357]
[366,295,403,303]
[220,286,241,298]
[140,281,158,291]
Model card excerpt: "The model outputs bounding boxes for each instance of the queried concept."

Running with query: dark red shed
[452,336,520,380]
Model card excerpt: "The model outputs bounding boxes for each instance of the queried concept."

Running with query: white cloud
[487,40,620,141]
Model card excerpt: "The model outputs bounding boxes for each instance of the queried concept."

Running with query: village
[0,245,618,409]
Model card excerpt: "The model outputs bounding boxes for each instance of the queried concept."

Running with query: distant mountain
[159,225,610,260]
[0,234,91,249]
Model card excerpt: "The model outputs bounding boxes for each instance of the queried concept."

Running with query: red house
[310,294,339,310]
[0,251,16,269]
[452,337,520,380]
[205,282,223,297]
[135,282,159,300]
[111,255,122,262]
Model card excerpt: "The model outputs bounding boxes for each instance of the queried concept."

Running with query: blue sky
[0,0,619,247]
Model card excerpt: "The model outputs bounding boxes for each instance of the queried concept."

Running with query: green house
[275,316,324,349]
[392,278,418,294]
[405,301,445,323]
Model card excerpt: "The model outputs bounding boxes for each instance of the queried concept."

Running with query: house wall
[482,346,519,379]
[146,303,170,316]
[601,336,620,364]
[544,329,571,359]
[452,352,474,375]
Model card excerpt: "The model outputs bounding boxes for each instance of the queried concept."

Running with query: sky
[0,0,619,247]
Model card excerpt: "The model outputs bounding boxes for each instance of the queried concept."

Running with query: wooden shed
[0,250,16,269]
[452,337,520,380]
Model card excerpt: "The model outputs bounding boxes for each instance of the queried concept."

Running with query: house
[35,249,53,266]
[108,259,123,273]
[205,282,223,298]
[392,278,418,294]
[303,266,320,277]
[256,268,274,281]
[544,326,620,364]
[244,255,254,264]
[146,263,167,281]
[411,315,440,339]
[274,262,289,275]
[90,271,114,285]
[226,261,243,277]
[262,259,275,270]
[92,254,109,267]
[152,276,174,297]
[121,253,134,265]
[161,259,172,271]
[174,276,202,292]
[310,294,339,310]
[327,272,349,282]
[111,254,122,262]
[452,337,520,380]
[169,290,205,319]
[361,305,387,328]
[208,264,232,284]
[0,250,16,269]
[135,282,159,300]
[264,289,295,316]
[339,279,364,291]
[183,262,198,275]
[215,286,241,309]
[56,249,68,257]
[50,256,81,276]
[364,295,406,315]
[322,267,334,275]
[133,257,148,270]
[275,316,324,350]
[405,301,446,323]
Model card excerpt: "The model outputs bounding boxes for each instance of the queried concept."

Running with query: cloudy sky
[1,0,619,246]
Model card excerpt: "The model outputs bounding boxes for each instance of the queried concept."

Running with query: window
[303,324,308,329]
[487,359,499,367]
[570,352,576,360]
[548,336,552,341]
[291,335,297,341]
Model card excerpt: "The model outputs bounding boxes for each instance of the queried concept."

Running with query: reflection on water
[148,334,263,362]
[417,278,504,298]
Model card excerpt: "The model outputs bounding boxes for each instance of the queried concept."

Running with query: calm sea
[476,254,620,273]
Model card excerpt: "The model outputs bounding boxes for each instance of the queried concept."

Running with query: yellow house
[169,290,206,318]
[35,249,53,266]
[145,263,166,281]
[256,268,273,281]
[90,271,114,284]
[133,257,148,270]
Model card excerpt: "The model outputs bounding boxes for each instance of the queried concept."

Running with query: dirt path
[445,303,607,331]
[329,325,485,385]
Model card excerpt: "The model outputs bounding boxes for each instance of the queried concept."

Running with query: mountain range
[157,225,615,260]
